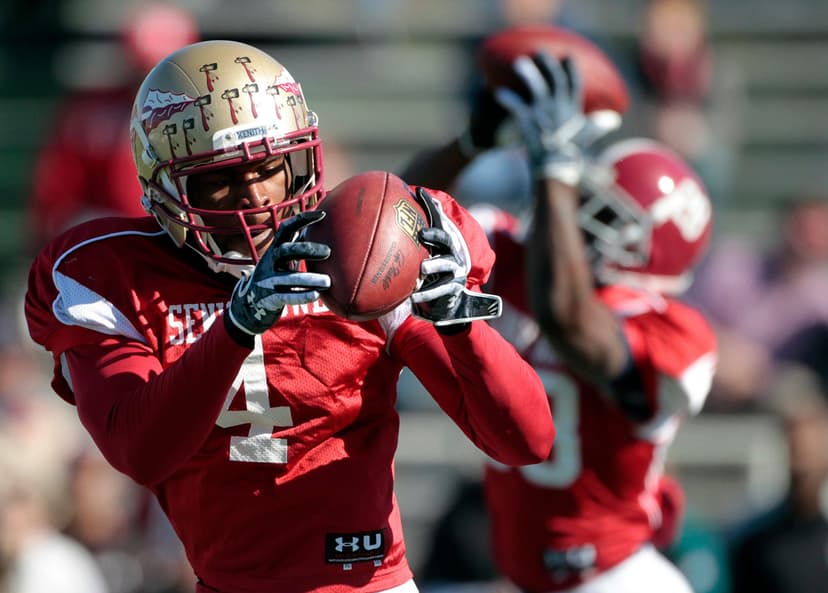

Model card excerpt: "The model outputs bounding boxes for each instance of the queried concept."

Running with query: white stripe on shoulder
[53,271,146,343]
[678,351,717,415]
[51,229,166,344]
[610,290,668,318]
[635,350,717,441]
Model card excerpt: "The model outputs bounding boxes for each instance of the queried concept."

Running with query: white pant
[383,580,421,593]
[558,545,692,593]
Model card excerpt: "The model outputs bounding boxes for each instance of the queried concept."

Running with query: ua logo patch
[325,529,387,570]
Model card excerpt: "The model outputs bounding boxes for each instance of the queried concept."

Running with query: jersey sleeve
[389,315,554,466]
[64,324,251,487]
[622,298,718,420]
[24,224,252,487]
[25,240,122,403]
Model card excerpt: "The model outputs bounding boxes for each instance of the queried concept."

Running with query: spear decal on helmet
[235,56,255,82]
[199,63,218,92]
[195,94,212,131]
[183,118,195,155]
[221,88,240,125]
[266,84,282,119]
[242,83,259,119]
[162,123,178,158]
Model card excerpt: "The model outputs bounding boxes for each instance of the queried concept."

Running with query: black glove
[226,211,330,338]
[410,188,502,327]
[495,52,620,184]
[460,85,511,156]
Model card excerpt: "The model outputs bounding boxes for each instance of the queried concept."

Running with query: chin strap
[198,249,255,279]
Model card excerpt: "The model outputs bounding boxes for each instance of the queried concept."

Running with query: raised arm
[498,52,627,383]
[529,177,629,381]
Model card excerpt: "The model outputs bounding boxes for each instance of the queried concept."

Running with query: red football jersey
[25,192,553,593]
[475,211,716,592]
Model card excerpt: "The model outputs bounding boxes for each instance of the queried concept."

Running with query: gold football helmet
[130,40,324,268]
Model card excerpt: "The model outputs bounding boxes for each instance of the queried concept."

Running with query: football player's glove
[410,188,502,328]
[494,52,619,185]
[227,211,330,337]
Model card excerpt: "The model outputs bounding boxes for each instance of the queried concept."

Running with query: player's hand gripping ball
[305,171,429,320]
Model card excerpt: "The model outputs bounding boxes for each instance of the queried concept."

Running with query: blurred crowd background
[1,0,827,592]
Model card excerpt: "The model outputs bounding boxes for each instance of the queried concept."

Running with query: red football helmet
[579,138,712,294]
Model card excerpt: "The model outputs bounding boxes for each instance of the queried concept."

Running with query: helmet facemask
[144,126,323,269]
[577,166,652,273]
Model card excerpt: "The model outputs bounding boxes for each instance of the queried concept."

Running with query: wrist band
[534,161,582,186]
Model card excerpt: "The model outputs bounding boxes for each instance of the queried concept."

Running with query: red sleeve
[390,317,554,466]
[64,318,251,487]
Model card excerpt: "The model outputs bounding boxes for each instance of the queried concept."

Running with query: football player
[24,40,555,593]
[402,51,716,592]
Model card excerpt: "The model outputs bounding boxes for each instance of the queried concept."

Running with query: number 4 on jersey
[216,336,294,463]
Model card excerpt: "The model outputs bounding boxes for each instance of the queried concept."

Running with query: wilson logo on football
[393,200,423,245]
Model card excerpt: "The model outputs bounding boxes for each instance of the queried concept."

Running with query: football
[478,24,630,114]
[305,170,429,321]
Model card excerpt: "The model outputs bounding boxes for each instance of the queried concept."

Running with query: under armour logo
[334,536,360,552]
[325,530,386,566]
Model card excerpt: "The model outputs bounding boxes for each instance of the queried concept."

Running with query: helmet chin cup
[201,250,254,279]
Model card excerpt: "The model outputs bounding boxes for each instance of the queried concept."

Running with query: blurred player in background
[402,34,716,593]
[27,3,199,251]
[24,39,555,593]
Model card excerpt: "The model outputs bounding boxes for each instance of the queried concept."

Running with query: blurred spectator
[631,0,731,205]
[64,450,148,593]
[420,479,497,585]
[495,0,569,27]
[0,345,104,592]
[0,460,109,593]
[64,449,195,593]
[727,363,828,593]
[688,197,828,410]
[635,0,713,104]
[0,338,191,593]
[27,2,198,251]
